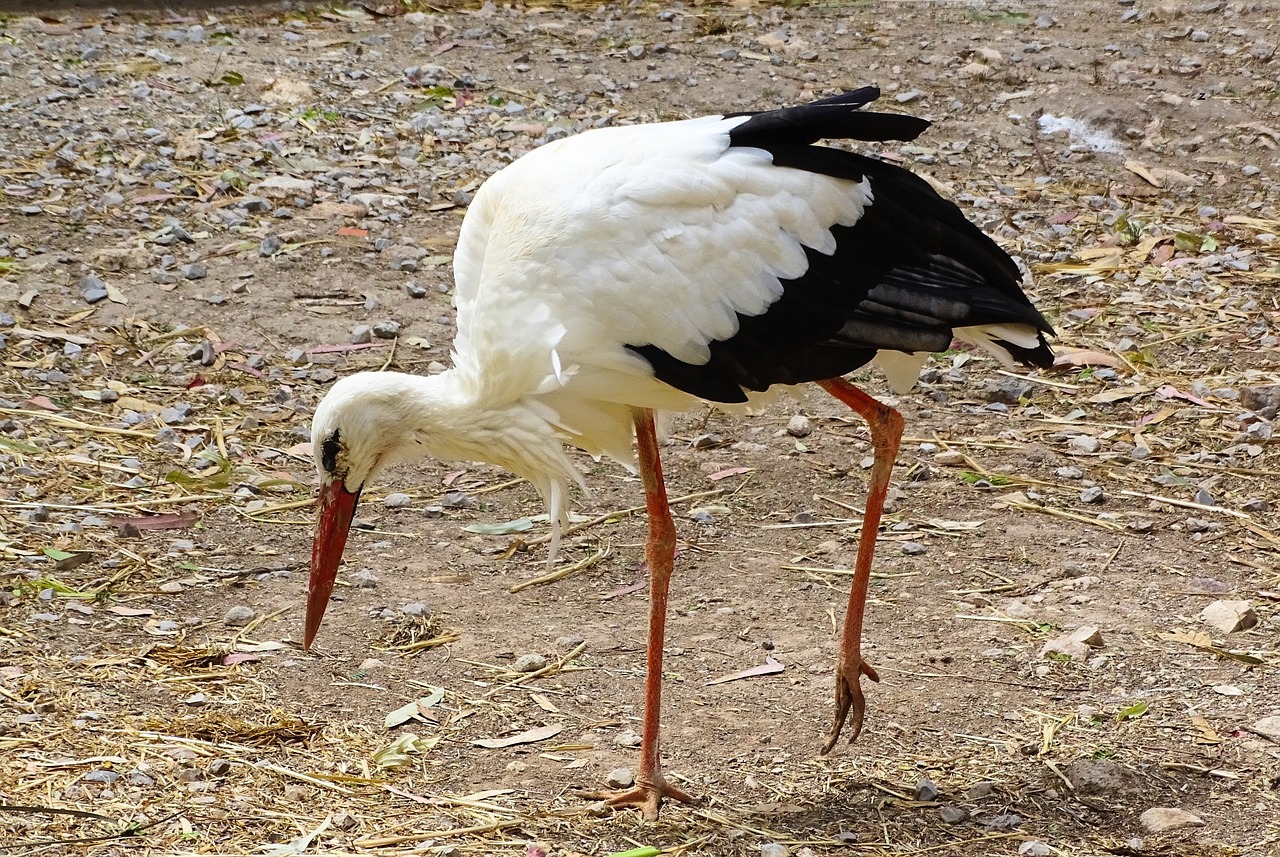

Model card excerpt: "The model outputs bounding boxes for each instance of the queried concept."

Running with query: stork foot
[821,653,880,754]
[584,772,699,821]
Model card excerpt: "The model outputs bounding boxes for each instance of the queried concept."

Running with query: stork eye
[321,430,342,475]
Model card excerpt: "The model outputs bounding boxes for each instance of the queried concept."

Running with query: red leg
[816,377,903,753]
[596,408,697,819]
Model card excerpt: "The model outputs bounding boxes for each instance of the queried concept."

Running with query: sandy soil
[1,2,1278,856]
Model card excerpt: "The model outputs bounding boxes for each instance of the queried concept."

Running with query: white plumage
[302,90,1055,820]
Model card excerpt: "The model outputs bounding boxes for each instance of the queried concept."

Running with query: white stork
[301,88,1054,820]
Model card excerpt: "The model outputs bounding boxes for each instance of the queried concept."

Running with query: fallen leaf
[473,724,563,749]
[1088,387,1151,404]
[384,687,446,729]
[108,511,199,531]
[107,606,154,617]
[1116,700,1149,721]
[601,581,646,601]
[706,656,785,686]
[374,733,437,769]
[707,466,752,481]
[463,517,534,535]
[26,396,61,412]
[337,226,368,237]
[223,652,262,666]
[1188,712,1221,744]
[1155,384,1216,408]
[1053,349,1127,370]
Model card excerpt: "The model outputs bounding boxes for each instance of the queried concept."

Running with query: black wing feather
[628,89,1055,404]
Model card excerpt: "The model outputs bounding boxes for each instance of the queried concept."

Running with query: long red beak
[304,479,361,650]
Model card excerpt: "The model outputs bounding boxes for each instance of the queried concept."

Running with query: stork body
[304,89,1054,819]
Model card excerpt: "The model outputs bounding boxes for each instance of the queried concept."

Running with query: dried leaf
[1054,349,1127,370]
[1088,387,1151,404]
[707,466,752,481]
[384,687,446,729]
[1155,384,1216,408]
[108,511,199,531]
[1116,701,1149,721]
[463,517,534,535]
[706,656,785,686]
[373,733,436,769]
[473,724,563,749]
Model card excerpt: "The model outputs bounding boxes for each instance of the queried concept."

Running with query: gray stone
[223,605,255,627]
[180,263,207,280]
[1240,385,1280,415]
[985,376,1034,405]
[914,778,939,801]
[1064,758,1140,798]
[902,542,927,556]
[614,729,642,748]
[512,653,547,673]
[759,845,789,857]
[1139,807,1204,833]
[1250,716,1280,741]
[401,602,429,616]
[966,781,996,799]
[939,806,969,824]
[350,569,379,589]
[1069,435,1100,454]
[983,813,1022,830]
[1079,486,1105,504]
[605,767,635,788]
[786,414,812,437]
[351,325,373,345]
[384,492,412,508]
[373,320,401,339]
[1019,842,1052,857]
[83,769,119,783]
[1199,600,1257,634]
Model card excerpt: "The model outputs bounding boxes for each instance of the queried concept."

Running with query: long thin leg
[816,377,904,753]
[597,408,697,819]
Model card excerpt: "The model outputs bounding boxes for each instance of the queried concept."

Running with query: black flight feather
[627,89,1055,404]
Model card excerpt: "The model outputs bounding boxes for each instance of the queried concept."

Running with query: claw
[582,772,698,821]
[821,655,880,754]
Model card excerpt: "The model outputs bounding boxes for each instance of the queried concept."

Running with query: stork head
[304,373,420,650]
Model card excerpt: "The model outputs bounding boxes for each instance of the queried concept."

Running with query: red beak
[304,478,361,650]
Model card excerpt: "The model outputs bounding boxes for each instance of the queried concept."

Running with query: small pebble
[1079,486,1104,504]
[902,541,927,556]
[786,414,812,437]
[939,806,969,824]
[1069,435,1100,454]
[512,653,547,673]
[350,569,380,589]
[224,605,255,627]
[384,492,412,508]
[759,845,789,857]
[614,729,642,748]
[180,263,207,280]
[351,325,373,344]
[915,778,940,801]
[401,602,429,616]
[373,320,401,339]
[605,767,635,788]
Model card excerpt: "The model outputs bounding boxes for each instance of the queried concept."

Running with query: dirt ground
[1,1,1278,855]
